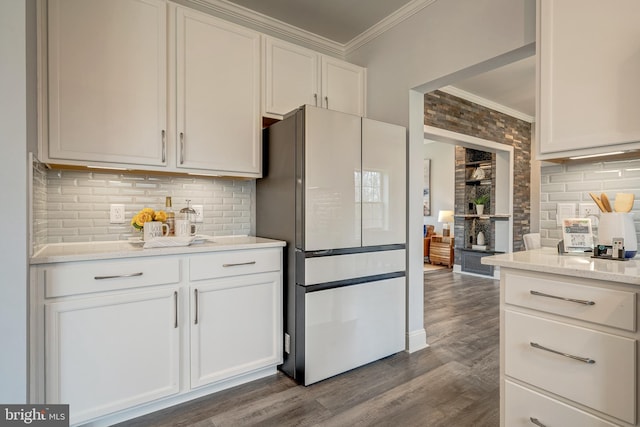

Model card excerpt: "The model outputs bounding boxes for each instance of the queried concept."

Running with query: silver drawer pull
[529,417,547,427]
[530,342,596,364]
[94,272,143,280]
[530,290,595,306]
[222,261,256,267]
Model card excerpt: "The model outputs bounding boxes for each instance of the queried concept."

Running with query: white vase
[475,204,484,215]
[477,231,485,246]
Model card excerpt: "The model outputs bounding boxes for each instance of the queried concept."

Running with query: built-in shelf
[455,214,510,220]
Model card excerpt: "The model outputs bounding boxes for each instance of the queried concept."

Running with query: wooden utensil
[600,193,612,212]
[614,193,635,213]
[589,192,607,213]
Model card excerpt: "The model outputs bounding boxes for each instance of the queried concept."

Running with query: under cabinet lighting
[569,151,624,160]
[87,165,128,171]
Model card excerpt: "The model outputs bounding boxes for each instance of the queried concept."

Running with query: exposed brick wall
[424,90,532,253]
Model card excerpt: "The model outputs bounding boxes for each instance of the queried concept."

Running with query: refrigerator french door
[257,105,406,385]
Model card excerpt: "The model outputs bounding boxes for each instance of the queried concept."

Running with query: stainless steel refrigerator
[257,105,406,385]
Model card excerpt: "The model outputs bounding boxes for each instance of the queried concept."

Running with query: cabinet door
[190,272,282,388]
[321,56,366,117]
[47,0,167,166]
[263,37,319,117]
[45,288,180,425]
[362,118,406,246]
[538,0,640,157]
[176,7,261,176]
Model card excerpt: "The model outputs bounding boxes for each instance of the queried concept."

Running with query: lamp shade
[437,210,454,224]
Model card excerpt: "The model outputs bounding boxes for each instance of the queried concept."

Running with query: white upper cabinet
[263,37,319,117]
[175,7,261,176]
[537,0,640,159]
[321,56,366,117]
[263,37,366,118]
[46,0,167,166]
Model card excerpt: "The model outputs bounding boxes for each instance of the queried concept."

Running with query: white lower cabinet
[35,246,283,426]
[501,269,638,426]
[45,288,180,425]
[505,381,618,427]
[190,272,282,388]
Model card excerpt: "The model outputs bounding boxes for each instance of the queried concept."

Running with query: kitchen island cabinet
[263,36,366,118]
[483,248,640,427]
[537,0,640,160]
[30,237,284,426]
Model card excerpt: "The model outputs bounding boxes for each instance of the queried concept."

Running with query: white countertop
[31,235,286,264]
[482,247,640,285]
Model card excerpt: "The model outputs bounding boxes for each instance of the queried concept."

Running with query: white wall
[423,141,455,232]
[348,0,535,351]
[0,0,30,403]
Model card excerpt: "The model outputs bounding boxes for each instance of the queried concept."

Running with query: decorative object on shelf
[471,167,486,180]
[477,231,485,246]
[437,210,454,237]
[131,208,167,231]
[423,159,431,216]
[473,194,489,215]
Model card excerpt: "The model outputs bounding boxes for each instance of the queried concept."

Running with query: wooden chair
[424,225,435,261]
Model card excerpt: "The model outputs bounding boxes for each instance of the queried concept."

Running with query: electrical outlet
[192,204,203,223]
[110,204,125,223]
[284,333,290,354]
[579,203,599,218]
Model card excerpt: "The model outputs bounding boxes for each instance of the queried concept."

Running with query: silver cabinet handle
[180,132,185,164]
[530,290,595,306]
[174,291,178,329]
[161,129,166,163]
[222,261,256,267]
[94,272,143,280]
[314,93,318,106]
[324,96,328,108]
[529,417,547,427]
[194,289,199,325]
[530,342,596,364]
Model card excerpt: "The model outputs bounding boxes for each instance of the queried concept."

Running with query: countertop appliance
[257,105,407,385]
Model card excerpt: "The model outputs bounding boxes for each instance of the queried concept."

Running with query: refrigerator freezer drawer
[303,249,405,286]
[303,276,405,385]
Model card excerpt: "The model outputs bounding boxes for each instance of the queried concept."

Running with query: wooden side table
[430,235,454,268]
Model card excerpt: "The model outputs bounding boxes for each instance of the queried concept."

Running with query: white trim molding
[439,85,535,123]
[186,0,438,58]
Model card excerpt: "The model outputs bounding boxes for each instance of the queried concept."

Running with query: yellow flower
[131,210,154,230]
[154,210,167,222]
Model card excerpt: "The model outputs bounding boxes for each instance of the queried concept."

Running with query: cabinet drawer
[505,310,636,423]
[44,257,181,298]
[505,271,636,331]
[189,248,281,281]
[505,380,618,427]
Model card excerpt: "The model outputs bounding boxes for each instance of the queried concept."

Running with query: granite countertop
[31,235,286,264]
[482,247,640,285]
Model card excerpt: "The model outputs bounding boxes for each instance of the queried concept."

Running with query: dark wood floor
[117,270,500,427]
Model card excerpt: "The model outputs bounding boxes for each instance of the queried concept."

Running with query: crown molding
[185,0,439,58]
[439,86,535,123]
[345,0,438,55]
[185,0,345,56]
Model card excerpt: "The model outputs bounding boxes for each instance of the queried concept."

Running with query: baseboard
[405,328,428,353]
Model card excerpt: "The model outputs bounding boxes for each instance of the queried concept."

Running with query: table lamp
[437,210,454,237]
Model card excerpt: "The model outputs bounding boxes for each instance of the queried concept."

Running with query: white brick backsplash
[34,167,255,244]
[541,159,640,246]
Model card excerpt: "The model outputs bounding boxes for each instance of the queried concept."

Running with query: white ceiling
[224,0,536,119]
